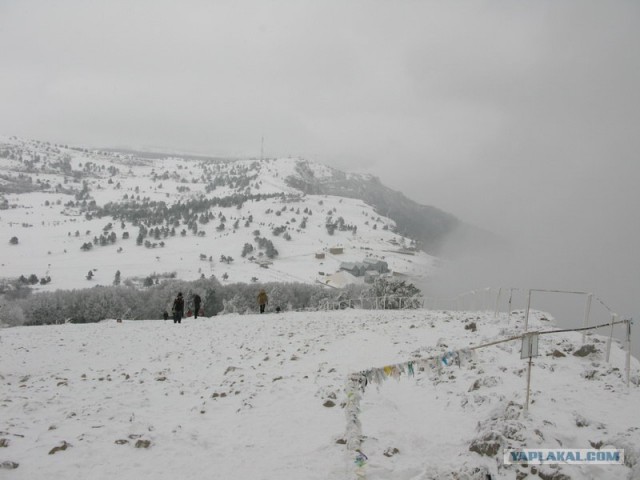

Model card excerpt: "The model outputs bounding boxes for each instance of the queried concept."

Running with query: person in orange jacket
[257,289,268,314]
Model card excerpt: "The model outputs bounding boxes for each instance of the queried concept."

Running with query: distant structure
[340,259,388,278]
[329,246,344,255]
[323,270,360,288]
[364,270,380,284]
[315,252,325,259]
[339,261,365,277]
[363,258,389,274]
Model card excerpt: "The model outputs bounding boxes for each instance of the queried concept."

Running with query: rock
[574,414,590,427]
[323,400,335,407]
[0,461,19,470]
[469,432,503,457]
[465,322,477,332]
[156,376,167,381]
[573,345,598,357]
[383,447,400,457]
[589,440,603,449]
[135,439,151,448]
[468,376,500,392]
[0,438,8,448]
[272,376,283,382]
[114,439,129,445]
[550,350,566,358]
[48,441,71,455]
[335,438,347,445]
[538,470,571,480]
[516,470,527,480]
[224,366,240,375]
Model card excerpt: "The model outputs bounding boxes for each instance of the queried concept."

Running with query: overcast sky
[1,1,638,328]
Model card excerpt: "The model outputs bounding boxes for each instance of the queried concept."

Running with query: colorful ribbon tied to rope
[355,451,368,467]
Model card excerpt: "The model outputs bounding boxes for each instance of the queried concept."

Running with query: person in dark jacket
[257,289,268,314]
[163,310,169,321]
[193,294,202,319]
[172,292,184,324]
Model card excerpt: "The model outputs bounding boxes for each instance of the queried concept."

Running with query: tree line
[0,277,422,326]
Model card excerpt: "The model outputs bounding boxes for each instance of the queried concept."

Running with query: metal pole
[626,320,632,387]
[508,289,513,322]
[606,313,617,363]
[582,293,593,344]
[494,287,502,318]
[524,355,533,414]
[524,289,532,331]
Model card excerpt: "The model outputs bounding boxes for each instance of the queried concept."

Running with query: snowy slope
[0,136,435,291]
[1,308,638,479]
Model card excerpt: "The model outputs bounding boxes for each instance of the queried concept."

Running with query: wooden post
[582,293,593,344]
[494,287,502,318]
[606,313,617,363]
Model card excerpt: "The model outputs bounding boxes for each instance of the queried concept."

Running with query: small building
[364,270,380,284]
[363,258,389,274]
[315,252,325,259]
[340,261,366,277]
[329,246,344,255]
[323,270,360,288]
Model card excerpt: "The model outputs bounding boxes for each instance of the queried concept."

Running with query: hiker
[172,292,184,324]
[162,310,169,321]
[193,293,202,319]
[257,289,268,314]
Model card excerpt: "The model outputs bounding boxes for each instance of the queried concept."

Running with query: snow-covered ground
[0,136,436,291]
[1,308,638,479]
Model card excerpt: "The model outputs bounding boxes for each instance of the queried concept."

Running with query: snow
[1,308,638,479]
[0,137,436,291]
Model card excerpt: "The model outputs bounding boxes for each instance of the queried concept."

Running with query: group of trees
[1,276,422,326]
[17,273,51,285]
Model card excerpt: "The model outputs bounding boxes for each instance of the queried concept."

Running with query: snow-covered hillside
[0,136,435,291]
[1,308,638,479]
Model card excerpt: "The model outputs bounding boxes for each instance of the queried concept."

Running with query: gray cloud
[1,1,638,347]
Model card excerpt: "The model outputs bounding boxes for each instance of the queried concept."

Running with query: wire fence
[340,287,635,480]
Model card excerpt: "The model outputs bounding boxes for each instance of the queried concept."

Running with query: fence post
[494,287,502,318]
[582,293,593,344]
[606,313,617,363]
[524,289,532,331]
[384,296,387,310]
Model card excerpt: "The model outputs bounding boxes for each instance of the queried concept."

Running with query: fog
[1,1,638,351]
